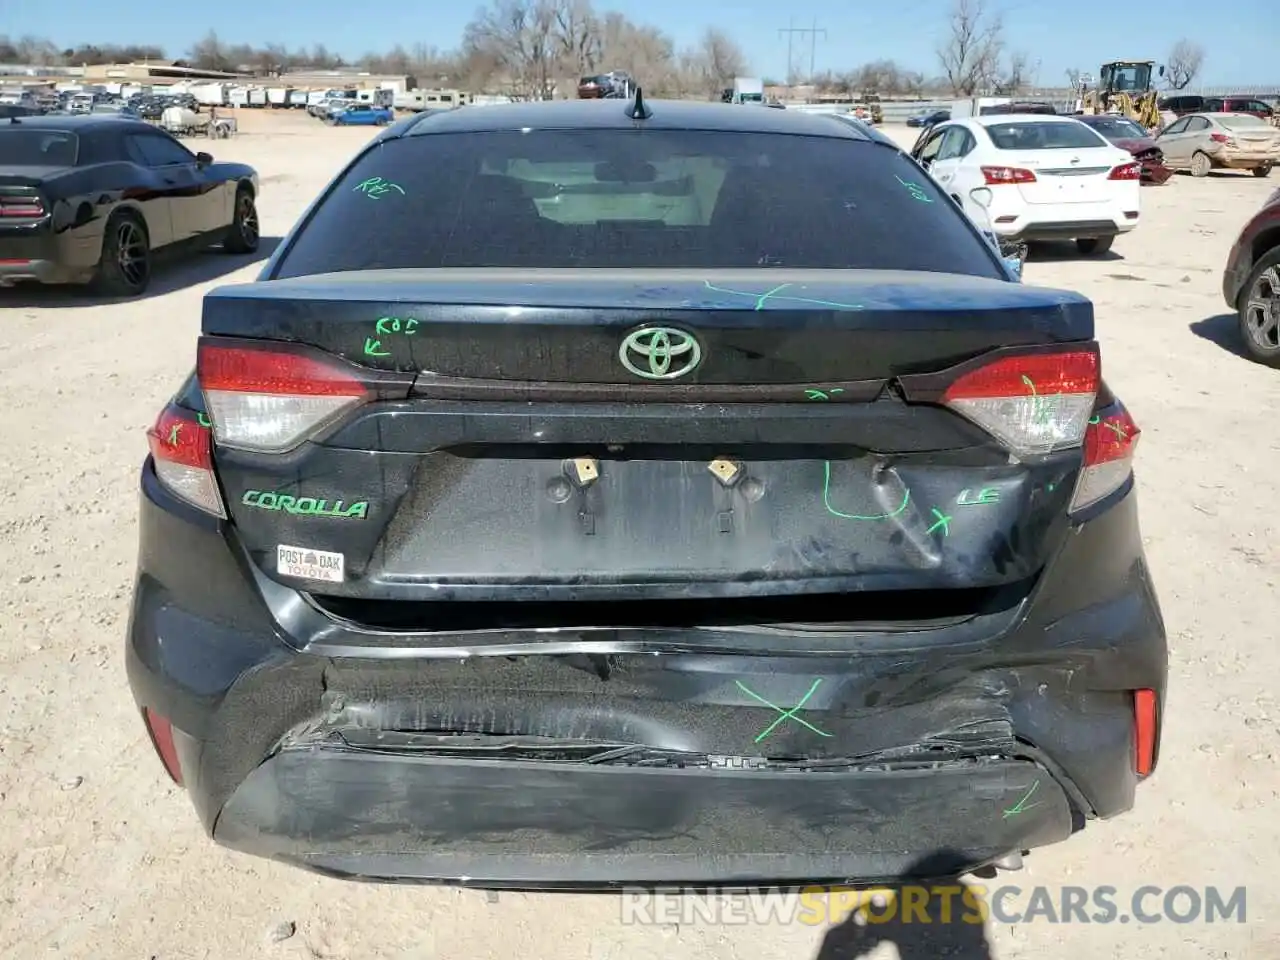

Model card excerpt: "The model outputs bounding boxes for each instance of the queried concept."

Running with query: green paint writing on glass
[241,490,370,519]
[1003,780,1042,819]
[926,507,952,536]
[956,488,1000,505]
[822,461,911,521]
[702,280,865,312]
[735,679,833,743]
[894,175,933,203]
[805,388,845,401]
[196,412,212,428]
[353,176,406,199]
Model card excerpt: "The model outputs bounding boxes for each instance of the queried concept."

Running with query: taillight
[1108,162,1142,181]
[1069,403,1140,513]
[0,194,47,218]
[142,708,183,785]
[1209,132,1230,144]
[147,404,225,517]
[198,342,371,453]
[940,350,1099,456]
[981,166,1037,184]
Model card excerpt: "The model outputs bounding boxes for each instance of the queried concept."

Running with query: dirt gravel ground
[1,111,1278,959]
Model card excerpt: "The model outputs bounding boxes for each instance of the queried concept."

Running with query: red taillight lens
[198,342,371,453]
[981,166,1037,185]
[1069,403,1140,513]
[1209,132,1230,143]
[0,195,47,218]
[1108,162,1142,181]
[142,708,184,786]
[147,404,225,517]
[940,350,1100,456]
[1133,689,1157,777]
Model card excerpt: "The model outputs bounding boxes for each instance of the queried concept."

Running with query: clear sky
[3,0,1272,87]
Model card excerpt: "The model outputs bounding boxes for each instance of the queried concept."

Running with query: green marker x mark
[926,507,952,536]
[167,423,182,446]
[736,679,833,743]
[1003,780,1042,819]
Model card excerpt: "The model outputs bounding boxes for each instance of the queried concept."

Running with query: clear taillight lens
[940,351,1100,457]
[146,405,225,517]
[1070,404,1141,514]
[198,343,371,454]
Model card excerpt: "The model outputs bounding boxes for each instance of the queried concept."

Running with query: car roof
[0,114,153,133]
[399,98,873,141]
[968,113,1078,127]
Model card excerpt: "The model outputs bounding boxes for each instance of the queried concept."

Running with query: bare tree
[552,0,601,84]
[691,27,747,99]
[1165,39,1204,90]
[936,0,1004,96]
[993,50,1029,95]
[463,0,560,99]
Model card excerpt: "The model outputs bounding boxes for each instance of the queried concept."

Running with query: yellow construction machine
[1074,60,1165,131]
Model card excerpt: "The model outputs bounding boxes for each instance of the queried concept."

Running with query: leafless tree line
[3,1,1210,101]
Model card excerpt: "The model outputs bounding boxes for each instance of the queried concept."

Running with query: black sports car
[0,115,259,296]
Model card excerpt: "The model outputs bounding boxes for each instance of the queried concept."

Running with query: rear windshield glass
[1085,117,1147,139]
[985,121,1106,150]
[1219,114,1268,129]
[0,129,78,166]
[274,129,1002,278]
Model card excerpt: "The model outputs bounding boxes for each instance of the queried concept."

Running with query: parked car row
[1160,94,1276,122]
[306,97,395,126]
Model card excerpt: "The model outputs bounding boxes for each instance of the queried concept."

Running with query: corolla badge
[619,326,702,380]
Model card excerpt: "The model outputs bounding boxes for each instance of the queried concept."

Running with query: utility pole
[778,18,826,85]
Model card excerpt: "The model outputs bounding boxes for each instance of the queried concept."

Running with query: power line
[778,18,826,84]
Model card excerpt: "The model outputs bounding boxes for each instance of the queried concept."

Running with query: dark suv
[127,98,1167,889]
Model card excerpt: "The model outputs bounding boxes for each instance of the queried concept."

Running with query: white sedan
[909,114,1142,256]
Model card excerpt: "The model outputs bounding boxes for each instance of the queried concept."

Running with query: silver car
[1155,112,1280,178]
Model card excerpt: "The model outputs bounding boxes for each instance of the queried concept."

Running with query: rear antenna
[625,86,652,121]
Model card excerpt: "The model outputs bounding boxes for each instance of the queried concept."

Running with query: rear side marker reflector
[198,343,371,454]
[147,405,225,518]
[940,351,1100,456]
[1070,404,1140,514]
[1133,689,1157,777]
[143,707,184,786]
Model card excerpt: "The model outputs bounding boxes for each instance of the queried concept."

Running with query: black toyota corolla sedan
[126,94,1167,889]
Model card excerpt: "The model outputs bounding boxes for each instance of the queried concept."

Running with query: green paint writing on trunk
[363,337,391,357]
[822,461,911,521]
[956,488,1000,505]
[376,317,419,335]
[701,280,865,312]
[1003,780,1042,819]
[241,490,369,519]
[805,388,845,401]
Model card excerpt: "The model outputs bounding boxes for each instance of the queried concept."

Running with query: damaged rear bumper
[126,468,1167,888]
[216,747,1075,886]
